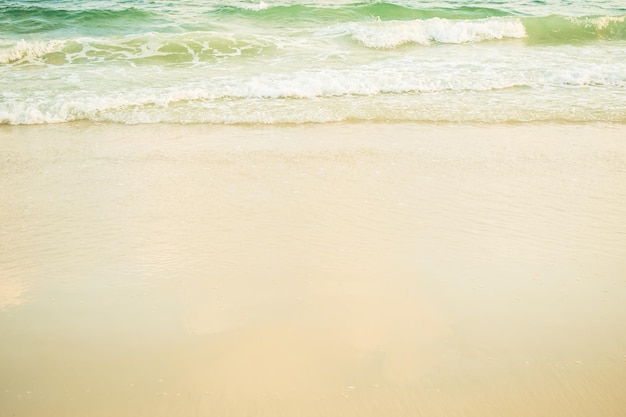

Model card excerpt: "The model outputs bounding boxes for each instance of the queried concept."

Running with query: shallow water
[1,123,626,416]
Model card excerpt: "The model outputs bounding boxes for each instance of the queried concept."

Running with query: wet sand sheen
[1,123,625,416]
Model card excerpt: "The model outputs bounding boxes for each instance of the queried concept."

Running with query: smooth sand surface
[1,122,626,416]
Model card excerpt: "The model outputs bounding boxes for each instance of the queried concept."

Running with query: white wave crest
[238,1,269,11]
[568,15,625,29]
[0,40,66,64]
[320,17,527,48]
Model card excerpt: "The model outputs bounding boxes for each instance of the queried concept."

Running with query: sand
[1,122,625,416]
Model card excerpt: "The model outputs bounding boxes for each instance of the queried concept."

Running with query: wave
[0,39,66,64]
[321,17,527,48]
[212,3,626,44]
[3,95,624,125]
[0,5,159,34]
[524,15,626,43]
[2,17,526,66]
[0,33,278,65]
[2,59,624,124]
[213,2,511,22]
[2,11,624,66]
[328,14,626,48]
[1,1,624,46]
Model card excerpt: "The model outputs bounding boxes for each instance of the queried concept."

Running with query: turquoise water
[1,0,625,124]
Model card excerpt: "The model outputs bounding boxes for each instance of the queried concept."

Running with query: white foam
[319,17,527,48]
[568,15,625,30]
[1,51,624,125]
[7,32,282,66]
[0,40,66,64]
[546,65,626,88]
[2,86,623,125]
[238,1,269,11]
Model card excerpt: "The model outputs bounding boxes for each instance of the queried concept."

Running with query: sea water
[1,0,625,124]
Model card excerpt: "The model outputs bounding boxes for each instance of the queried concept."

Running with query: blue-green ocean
[1,0,625,124]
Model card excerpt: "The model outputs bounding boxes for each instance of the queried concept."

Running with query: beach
[1,122,625,416]
[2,0,626,414]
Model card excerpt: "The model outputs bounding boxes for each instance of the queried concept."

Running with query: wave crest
[0,39,65,64]
[524,14,626,43]
[320,17,527,48]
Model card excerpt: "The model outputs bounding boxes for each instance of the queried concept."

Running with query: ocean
[1,0,625,124]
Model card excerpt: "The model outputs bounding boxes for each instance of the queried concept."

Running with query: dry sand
[1,122,625,416]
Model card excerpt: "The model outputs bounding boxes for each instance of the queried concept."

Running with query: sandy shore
[1,122,625,416]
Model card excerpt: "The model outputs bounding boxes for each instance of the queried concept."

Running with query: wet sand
[1,122,626,416]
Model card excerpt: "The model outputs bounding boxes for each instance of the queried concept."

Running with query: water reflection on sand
[1,123,625,416]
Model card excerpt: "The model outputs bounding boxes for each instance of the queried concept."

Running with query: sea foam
[2,54,624,125]
[0,39,65,64]
[239,1,269,11]
[320,17,527,48]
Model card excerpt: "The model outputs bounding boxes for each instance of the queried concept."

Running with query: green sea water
[1,0,625,123]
